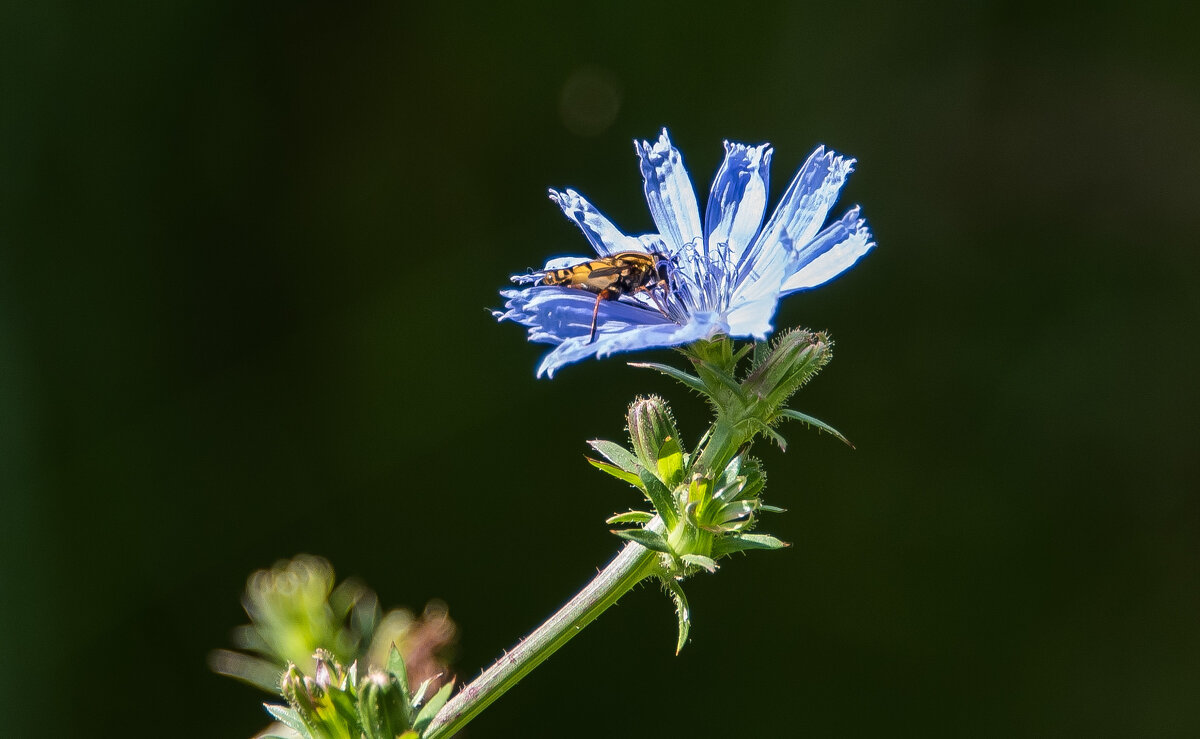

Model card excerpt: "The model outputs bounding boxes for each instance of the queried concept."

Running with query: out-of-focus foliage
[209,555,455,736]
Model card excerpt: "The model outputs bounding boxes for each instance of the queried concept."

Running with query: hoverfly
[531,251,672,343]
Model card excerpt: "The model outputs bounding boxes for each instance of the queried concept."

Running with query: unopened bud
[360,670,412,738]
[627,395,680,472]
[742,329,831,409]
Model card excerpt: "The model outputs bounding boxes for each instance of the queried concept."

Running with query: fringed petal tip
[635,127,703,251]
[806,144,856,171]
[722,139,773,167]
[548,187,644,257]
[781,204,875,293]
[634,127,673,159]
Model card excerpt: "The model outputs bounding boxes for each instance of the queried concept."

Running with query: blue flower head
[496,129,874,377]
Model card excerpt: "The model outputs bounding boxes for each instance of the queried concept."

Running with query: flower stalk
[424,540,661,739]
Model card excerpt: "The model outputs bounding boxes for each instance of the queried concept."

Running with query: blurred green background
[3,2,1198,736]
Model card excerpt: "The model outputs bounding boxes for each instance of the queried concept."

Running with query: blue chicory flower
[496,129,874,377]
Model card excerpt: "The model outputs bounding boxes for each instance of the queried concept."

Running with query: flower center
[655,239,737,323]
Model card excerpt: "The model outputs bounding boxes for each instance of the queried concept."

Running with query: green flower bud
[359,670,413,739]
[742,329,831,411]
[627,395,681,473]
[281,663,317,717]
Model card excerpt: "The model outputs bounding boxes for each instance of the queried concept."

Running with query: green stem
[423,540,660,739]
[695,419,746,475]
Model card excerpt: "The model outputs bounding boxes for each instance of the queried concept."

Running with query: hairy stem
[423,540,661,739]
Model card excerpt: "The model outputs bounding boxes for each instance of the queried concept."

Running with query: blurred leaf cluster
[210,555,456,737]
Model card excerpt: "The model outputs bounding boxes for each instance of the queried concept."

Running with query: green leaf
[713,475,745,503]
[411,675,435,707]
[387,645,412,706]
[207,648,286,693]
[628,361,708,395]
[656,437,685,488]
[717,500,756,524]
[778,409,855,448]
[739,458,765,501]
[326,686,362,735]
[586,457,643,488]
[587,439,642,474]
[638,468,678,529]
[664,578,691,655]
[606,511,654,524]
[265,704,312,737]
[717,454,742,489]
[359,672,412,739]
[694,359,744,397]
[712,533,790,558]
[680,554,718,573]
[611,528,672,554]
[731,341,755,367]
[412,680,455,735]
[743,418,787,451]
[759,503,786,513]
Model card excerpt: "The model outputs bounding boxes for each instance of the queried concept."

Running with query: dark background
[3,2,1198,736]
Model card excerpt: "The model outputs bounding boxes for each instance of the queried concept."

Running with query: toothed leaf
[778,408,855,448]
[629,361,708,395]
[606,511,654,524]
[386,645,411,705]
[656,436,685,489]
[694,359,744,397]
[411,675,435,707]
[713,533,790,557]
[587,439,642,475]
[718,500,756,524]
[731,342,755,366]
[612,528,672,554]
[412,680,455,735]
[681,554,718,573]
[586,457,643,488]
[638,468,678,528]
[664,578,691,654]
[264,704,311,737]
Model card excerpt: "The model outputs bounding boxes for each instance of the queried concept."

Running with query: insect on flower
[496,129,875,377]
[527,251,673,343]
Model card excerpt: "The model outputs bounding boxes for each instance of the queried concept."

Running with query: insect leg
[628,281,673,322]
[588,287,619,344]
